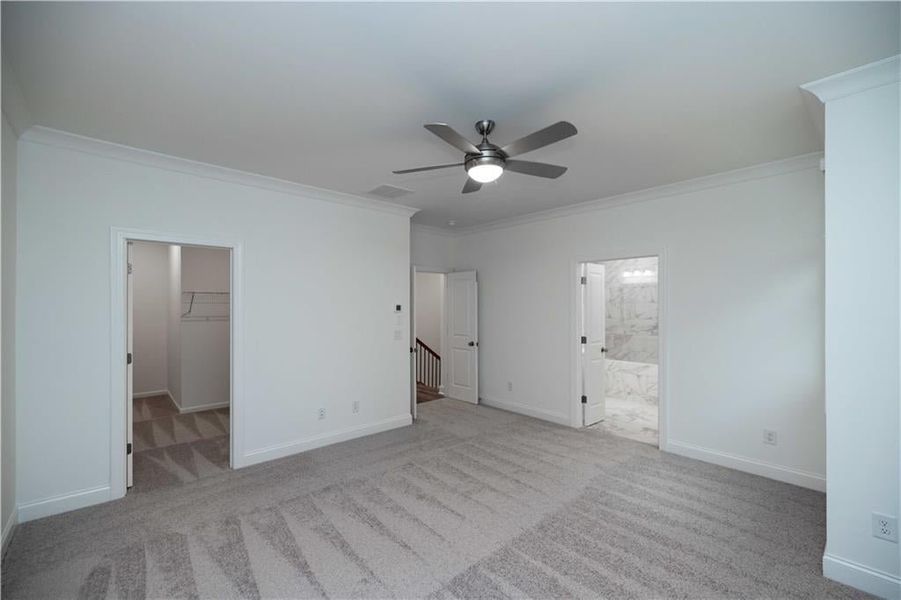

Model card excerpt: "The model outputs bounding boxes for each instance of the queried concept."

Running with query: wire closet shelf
[181,291,230,322]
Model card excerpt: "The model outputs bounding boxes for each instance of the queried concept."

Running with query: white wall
[805,58,900,597]
[180,246,230,411]
[167,245,182,405]
[1,113,18,546]
[15,129,414,519]
[414,271,443,355]
[411,225,455,271]
[452,156,827,490]
[131,242,169,395]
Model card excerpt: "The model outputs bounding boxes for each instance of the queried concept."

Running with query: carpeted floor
[2,399,867,599]
[131,395,230,493]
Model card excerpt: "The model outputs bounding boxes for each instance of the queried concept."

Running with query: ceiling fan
[393,119,577,193]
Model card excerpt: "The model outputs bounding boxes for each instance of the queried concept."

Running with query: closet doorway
[125,241,232,492]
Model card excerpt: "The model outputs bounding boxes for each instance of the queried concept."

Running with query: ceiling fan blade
[392,162,462,175]
[505,159,568,179]
[424,123,481,154]
[501,121,577,157]
[462,178,482,194]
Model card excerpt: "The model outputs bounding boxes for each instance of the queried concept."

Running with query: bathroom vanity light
[623,268,657,282]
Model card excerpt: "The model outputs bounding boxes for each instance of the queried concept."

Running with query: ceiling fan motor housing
[464,147,506,172]
[467,121,505,171]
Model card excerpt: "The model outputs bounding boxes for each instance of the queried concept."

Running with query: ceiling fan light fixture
[393,119,576,193]
[467,164,503,183]
[465,155,505,183]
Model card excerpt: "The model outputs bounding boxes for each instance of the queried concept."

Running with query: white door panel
[446,271,478,404]
[583,263,606,426]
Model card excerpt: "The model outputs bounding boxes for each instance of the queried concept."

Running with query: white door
[126,242,134,488]
[445,271,478,404]
[410,265,417,420]
[582,263,606,426]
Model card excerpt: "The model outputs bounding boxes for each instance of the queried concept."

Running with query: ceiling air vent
[367,184,413,199]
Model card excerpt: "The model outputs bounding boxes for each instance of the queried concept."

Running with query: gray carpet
[132,396,231,492]
[2,399,867,599]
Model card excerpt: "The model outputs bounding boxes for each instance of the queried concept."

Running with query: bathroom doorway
[578,255,660,446]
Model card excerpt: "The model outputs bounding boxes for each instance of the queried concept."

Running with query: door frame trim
[569,248,668,451]
[109,227,243,498]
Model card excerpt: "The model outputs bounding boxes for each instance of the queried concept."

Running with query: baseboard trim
[178,401,229,415]
[240,414,412,467]
[2,508,17,556]
[667,440,826,492]
[132,389,169,399]
[133,390,183,414]
[823,553,901,599]
[17,485,112,523]
[480,396,571,426]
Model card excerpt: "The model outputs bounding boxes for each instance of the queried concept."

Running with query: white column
[803,56,901,599]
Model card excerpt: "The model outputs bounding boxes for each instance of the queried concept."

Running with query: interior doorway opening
[127,241,232,492]
[579,255,660,447]
[410,267,479,419]
[414,271,446,404]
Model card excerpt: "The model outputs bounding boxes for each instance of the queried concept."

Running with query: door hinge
[127,352,133,365]
[127,442,132,455]
[127,262,133,275]
[580,336,587,344]
[580,276,587,285]
[581,395,587,404]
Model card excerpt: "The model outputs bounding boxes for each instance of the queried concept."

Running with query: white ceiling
[3,2,898,229]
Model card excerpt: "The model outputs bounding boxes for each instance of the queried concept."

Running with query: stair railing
[415,338,441,389]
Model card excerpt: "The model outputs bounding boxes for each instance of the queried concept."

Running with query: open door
[582,263,606,426]
[126,242,134,488]
[445,270,478,404]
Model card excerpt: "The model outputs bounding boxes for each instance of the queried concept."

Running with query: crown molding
[411,223,458,238]
[802,55,900,104]
[19,126,420,218]
[448,152,823,236]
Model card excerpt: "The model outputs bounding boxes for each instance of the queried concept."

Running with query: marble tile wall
[606,359,658,406]
[602,256,658,364]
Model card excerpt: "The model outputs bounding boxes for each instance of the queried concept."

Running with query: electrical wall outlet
[763,430,777,445]
[352,400,360,414]
[318,408,326,420]
[507,381,513,392]
[873,513,898,543]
